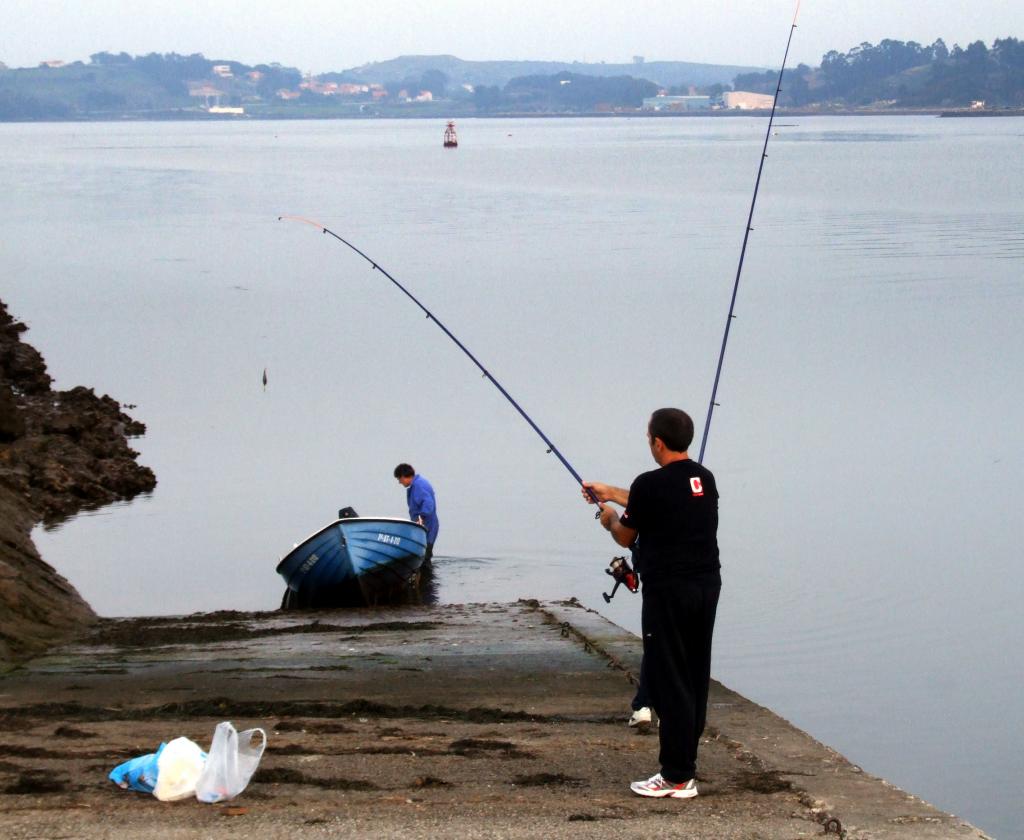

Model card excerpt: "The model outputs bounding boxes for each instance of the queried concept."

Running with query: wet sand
[0,599,988,839]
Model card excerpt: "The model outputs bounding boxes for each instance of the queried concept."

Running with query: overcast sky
[2,1,1022,73]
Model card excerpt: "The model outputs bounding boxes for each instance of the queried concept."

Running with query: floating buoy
[443,121,458,148]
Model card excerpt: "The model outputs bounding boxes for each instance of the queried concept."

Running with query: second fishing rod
[698,0,800,463]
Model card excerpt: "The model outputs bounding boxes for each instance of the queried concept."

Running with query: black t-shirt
[620,459,720,584]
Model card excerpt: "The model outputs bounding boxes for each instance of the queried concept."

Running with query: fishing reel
[602,555,639,603]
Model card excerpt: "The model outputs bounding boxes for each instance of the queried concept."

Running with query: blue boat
[277,513,429,608]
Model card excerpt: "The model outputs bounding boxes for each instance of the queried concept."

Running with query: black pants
[641,578,721,783]
[631,653,651,710]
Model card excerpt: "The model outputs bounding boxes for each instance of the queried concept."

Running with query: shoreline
[0,600,989,838]
[5,108,1021,125]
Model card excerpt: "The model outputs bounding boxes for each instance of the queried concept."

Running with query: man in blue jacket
[394,463,439,566]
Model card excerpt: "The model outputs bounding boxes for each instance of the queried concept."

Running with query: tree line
[732,37,1024,107]
[2,37,1024,120]
[0,52,302,119]
[414,37,1024,110]
[472,72,658,112]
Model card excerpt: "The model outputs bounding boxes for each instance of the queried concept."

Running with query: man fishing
[584,408,720,799]
[394,463,439,567]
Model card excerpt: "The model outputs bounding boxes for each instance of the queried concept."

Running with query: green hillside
[1,39,1022,121]
[340,55,760,89]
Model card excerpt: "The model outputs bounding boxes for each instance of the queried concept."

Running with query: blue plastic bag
[109,742,165,793]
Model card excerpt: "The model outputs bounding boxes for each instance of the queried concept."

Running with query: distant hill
[2,39,1021,121]
[340,54,764,89]
[0,52,302,120]
[0,51,767,121]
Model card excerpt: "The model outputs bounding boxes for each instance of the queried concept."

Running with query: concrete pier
[0,600,989,839]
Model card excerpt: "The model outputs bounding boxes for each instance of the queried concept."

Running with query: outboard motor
[602,555,639,602]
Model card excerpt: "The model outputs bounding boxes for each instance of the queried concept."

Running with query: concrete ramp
[0,600,988,839]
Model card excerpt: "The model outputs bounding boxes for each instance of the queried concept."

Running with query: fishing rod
[698,0,801,464]
[278,215,602,509]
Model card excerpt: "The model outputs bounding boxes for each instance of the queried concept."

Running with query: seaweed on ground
[449,738,536,759]
[254,767,378,790]
[732,769,795,794]
[512,773,586,787]
[84,618,443,648]
[3,769,74,794]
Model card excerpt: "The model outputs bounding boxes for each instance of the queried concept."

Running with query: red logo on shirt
[690,477,704,497]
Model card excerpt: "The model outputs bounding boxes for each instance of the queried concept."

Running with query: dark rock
[0,298,156,663]
[0,383,25,441]
[0,303,51,394]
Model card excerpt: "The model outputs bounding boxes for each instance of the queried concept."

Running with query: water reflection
[8,116,1022,840]
[277,559,439,610]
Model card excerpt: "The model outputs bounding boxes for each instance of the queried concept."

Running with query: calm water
[2,116,1021,838]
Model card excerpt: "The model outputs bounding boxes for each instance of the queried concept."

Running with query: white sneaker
[628,707,652,727]
[630,773,698,799]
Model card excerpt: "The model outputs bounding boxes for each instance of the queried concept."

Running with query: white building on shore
[641,95,711,111]
[724,90,774,110]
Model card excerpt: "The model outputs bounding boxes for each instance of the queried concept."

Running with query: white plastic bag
[195,721,267,804]
[152,737,207,802]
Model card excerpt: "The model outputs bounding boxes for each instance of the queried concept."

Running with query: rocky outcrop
[0,299,156,663]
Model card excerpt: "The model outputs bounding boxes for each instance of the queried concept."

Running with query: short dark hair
[393,463,415,479]
[648,408,694,453]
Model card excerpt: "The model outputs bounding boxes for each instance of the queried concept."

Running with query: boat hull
[277,517,428,607]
